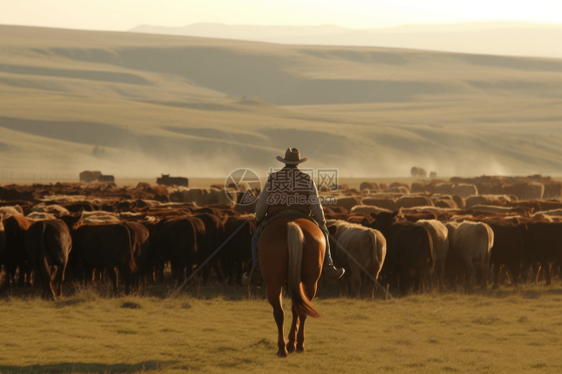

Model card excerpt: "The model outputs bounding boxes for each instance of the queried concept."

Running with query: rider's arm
[254,177,270,222]
[309,180,327,227]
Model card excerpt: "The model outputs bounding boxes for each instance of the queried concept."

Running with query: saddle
[258,209,319,235]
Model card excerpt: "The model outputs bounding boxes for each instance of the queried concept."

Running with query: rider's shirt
[255,166,326,226]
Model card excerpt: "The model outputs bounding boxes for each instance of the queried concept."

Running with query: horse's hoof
[277,349,288,358]
[287,345,296,354]
[296,345,305,353]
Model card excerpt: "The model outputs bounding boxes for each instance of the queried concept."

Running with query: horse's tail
[287,222,322,319]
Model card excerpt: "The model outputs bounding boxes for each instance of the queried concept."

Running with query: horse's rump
[260,218,325,319]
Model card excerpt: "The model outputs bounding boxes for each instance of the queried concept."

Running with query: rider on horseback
[242,148,345,285]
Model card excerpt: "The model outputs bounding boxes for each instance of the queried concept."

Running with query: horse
[258,217,337,357]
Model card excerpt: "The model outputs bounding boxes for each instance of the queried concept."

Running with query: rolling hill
[1,24,561,181]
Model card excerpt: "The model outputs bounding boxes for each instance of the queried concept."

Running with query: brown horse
[258,217,336,357]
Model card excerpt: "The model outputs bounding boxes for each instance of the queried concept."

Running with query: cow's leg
[508,259,521,287]
[287,304,299,354]
[37,258,56,300]
[481,256,490,289]
[83,265,92,287]
[465,259,476,292]
[543,262,552,286]
[107,266,118,294]
[16,263,26,287]
[121,265,132,295]
[171,255,185,285]
[438,260,446,291]
[155,261,165,282]
[5,261,16,287]
[533,262,541,285]
[351,267,361,298]
[399,268,411,295]
[267,282,287,357]
[213,257,225,284]
[414,271,423,294]
[493,263,501,289]
[54,264,65,297]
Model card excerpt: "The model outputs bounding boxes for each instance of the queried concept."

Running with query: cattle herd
[1,174,562,300]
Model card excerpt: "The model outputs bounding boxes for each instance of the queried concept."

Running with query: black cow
[149,217,197,284]
[195,213,225,284]
[367,211,433,294]
[520,222,562,286]
[157,174,189,187]
[1,216,34,287]
[220,217,255,285]
[98,175,115,183]
[70,223,136,294]
[488,221,524,288]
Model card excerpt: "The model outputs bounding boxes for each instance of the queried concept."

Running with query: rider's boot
[324,261,345,279]
[321,225,345,279]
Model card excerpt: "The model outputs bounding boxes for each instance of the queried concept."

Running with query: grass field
[1,282,562,374]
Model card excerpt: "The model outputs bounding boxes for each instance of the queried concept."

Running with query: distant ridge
[130,22,562,59]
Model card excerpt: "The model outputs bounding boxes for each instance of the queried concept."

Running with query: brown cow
[333,197,362,212]
[395,195,434,209]
[123,221,150,287]
[24,215,80,299]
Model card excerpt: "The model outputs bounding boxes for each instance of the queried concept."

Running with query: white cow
[414,219,449,289]
[0,206,24,217]
[327,220,386,298]
[80,211,121,224]
[449,221,494,290]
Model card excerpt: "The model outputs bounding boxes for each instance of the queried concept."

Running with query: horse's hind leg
[287,304,300,354]
[296,315,307,353]
[296,280,318,353]
[267,283,288,357]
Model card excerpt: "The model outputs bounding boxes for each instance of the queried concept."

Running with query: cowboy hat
[276,148,308,164]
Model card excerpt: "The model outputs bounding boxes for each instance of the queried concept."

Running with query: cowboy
[242,148,345,285]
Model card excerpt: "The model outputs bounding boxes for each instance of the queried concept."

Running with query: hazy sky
[2,0,561,31]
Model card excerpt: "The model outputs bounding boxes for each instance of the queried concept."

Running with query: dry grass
[1,282,562,373]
